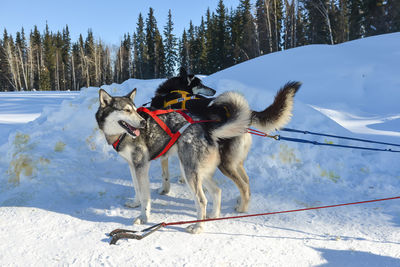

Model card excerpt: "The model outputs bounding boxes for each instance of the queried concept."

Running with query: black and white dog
[149,68,301,213]
[96,78,300,233]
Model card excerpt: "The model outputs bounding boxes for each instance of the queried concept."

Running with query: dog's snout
[139,119,146,128]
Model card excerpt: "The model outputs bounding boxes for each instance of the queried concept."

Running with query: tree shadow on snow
[314,248,400,267]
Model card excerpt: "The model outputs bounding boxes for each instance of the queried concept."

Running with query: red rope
[161,196,400,227]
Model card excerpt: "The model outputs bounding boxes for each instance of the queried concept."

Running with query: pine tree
[271,0,284,51]
[85,29,95,86]
[348,0,363,40]
[145,7,158,79]
[197,17,209,74]
[61,25,71,90]
[363,0,387,37]
[163,9,178,77]
[42,23,54,90]
[302,0,334,44]
[237,0,259,61]
[116,33,132,82]
[283,0,296,49]
[102,45,113,85]
[256,0,271,55]
[335,0,349,43]
[191,21,207,74]
[71,41,82,90]
[387,0,400,32]
[30,26,42,90]
[54,31,64,90]
[0,30,13,91]
[154,24,165,78]
[133,13,146,79]
[205,9,218,73]
[179,29,189,71]
[228,8,242,65]
[296,2,308,47]
[187,21,196,71]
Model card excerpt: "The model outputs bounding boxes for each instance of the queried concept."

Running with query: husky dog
[150,69,299,208]
[150,67,216,110]
[96,81,300,234]
[151,68,227,192]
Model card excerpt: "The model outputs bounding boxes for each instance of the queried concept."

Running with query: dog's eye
[124,108,131,112]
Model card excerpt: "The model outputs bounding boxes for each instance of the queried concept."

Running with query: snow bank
[0,33,399,266]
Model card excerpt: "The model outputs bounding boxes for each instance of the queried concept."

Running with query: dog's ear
[99,89,112,107]
[179,67,187,79]
[126,88,137,103]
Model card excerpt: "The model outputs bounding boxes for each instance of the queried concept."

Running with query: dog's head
[178,67,216,96]
[156,68,216,97]
[96,88,145,138]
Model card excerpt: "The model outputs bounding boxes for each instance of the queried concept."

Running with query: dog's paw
[235,197,249,213]
[207,211,220,219]
[186,224,203,234]
[158,187,170,195]
[133,215,148,225]
[178,176,185,184]
[125,199,140,208]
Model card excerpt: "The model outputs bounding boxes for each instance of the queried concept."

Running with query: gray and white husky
[96,82,300,233]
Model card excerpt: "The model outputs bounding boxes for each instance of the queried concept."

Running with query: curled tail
[208,91,251,140]
[251,81,301,132]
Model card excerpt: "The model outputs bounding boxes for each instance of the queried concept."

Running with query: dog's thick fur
[96,79,300,234]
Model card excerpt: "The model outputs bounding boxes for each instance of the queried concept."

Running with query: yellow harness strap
[163,90,200,109]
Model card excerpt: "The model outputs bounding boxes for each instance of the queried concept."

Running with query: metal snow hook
[108,223,165,244]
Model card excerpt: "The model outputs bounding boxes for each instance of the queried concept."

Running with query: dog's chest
[118,142,148,165]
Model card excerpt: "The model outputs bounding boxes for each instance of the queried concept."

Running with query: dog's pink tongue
[134,129,140,136]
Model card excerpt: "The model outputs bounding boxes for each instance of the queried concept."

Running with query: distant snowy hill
[1,33,399,266]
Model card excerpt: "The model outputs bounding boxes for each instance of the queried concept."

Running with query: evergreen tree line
[0,0,399,91]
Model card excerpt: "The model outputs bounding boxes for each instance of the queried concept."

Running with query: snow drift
[0,33,399,266]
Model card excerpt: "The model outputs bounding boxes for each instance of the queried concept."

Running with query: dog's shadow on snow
[1,171,219,226]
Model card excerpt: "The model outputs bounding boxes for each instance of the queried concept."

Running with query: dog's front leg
[158,156,170,195]
[124,165,141,208]
[132,162,151,225]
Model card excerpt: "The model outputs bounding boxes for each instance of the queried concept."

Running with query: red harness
[138,107,216,160]
[112,107,215,160]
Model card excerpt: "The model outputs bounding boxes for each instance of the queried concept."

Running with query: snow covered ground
[1,33,400,266]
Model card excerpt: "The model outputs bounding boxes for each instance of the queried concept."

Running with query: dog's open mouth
[118,120,140,137]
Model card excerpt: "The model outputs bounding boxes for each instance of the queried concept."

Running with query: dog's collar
[112,133,127,151]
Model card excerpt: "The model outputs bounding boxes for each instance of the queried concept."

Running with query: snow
[1,33,400,266]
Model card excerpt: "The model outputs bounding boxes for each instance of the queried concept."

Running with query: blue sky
[1,0,241,45]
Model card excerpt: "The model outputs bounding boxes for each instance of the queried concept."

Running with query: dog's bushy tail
[208,91,251,140]
[251,81,301,132]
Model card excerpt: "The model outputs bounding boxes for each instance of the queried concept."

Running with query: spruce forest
[0,0,399,91]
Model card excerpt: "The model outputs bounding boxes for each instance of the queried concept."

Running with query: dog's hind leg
[203,178,221,219]
[158,156,170,195]
[237,161,250,185]
[219,134,251,212]
[181,169,207,234]
[179,147,220,233]
[219,164,250,213]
